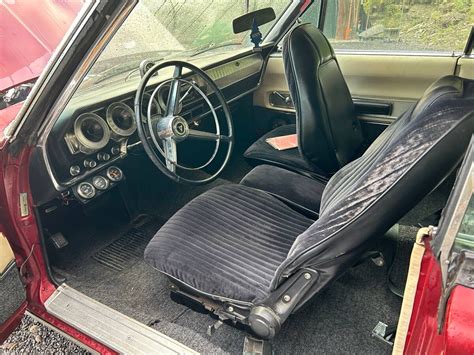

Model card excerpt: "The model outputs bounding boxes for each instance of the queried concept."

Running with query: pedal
[207,320,223,336]
[243,336,272,355]
[50,232,69,249]
[371,253,385,267]
[371,321,396,346]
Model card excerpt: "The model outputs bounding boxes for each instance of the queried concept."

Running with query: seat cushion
[144,184,314,303]
[244,124,327,177]
[240,165,326,217]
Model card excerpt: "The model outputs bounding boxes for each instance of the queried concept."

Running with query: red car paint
[404,238,474,354]
[0,145,116,353]
[0,0,82,140]
[0,0,472,353]
[0,0,82,92]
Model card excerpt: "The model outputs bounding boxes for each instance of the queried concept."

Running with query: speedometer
[106,102,137,137]
[74,113,111,152]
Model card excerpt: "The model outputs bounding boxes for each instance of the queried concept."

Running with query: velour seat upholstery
[244,24,364,177]
[243,124,326,177]
[145,184,315,302]
[240,164,326,217]
[145,75,474,339]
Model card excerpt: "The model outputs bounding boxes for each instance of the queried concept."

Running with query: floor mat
[92,217,158,271]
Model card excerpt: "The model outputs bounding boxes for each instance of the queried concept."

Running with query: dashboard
[33,51,264,205]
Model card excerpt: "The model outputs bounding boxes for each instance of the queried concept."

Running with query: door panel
[337,54,458,116]
[254,53,458,143]
[255,54,457,115]
[254,56,293,113]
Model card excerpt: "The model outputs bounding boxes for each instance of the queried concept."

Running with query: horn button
[157,116,189,141]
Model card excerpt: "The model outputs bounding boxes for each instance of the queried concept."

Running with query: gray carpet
[58,217,406,354]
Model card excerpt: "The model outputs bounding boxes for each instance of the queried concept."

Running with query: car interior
[26,0,474,353]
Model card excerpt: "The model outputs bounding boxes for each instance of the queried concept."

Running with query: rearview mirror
[232,7,276,34]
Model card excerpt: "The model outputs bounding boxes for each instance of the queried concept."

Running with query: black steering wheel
[134,61,234,184]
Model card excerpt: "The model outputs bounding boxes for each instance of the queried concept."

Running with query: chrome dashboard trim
[36,1,137,192]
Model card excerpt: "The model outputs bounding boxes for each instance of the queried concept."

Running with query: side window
[321,0,473,53]
[299,0,322,27]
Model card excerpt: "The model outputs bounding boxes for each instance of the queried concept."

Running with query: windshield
[82,0,291,87]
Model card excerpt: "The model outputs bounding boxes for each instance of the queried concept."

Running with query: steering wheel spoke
[165,65,183,117]
[188,129,231,142]
[163,138,177,172]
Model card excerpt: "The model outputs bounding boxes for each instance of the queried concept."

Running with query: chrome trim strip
[270,50,462,58]
[263,0,300,45]
[44,284,198,354]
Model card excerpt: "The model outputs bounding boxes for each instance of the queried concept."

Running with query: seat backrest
[283,24,364,174]
[271,76,474,304]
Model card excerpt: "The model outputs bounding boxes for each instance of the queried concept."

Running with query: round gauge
[76,182,96,199]
[106,166,124,182]
[142,93,161,119]
[74,113,110,151]
[106,102,137,137]
[92,176,110,190]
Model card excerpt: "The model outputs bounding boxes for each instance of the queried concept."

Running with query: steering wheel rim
[134,60,234,185]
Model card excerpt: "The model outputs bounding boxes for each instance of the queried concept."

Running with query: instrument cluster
[65,101,139,156]
[62,100,143,203]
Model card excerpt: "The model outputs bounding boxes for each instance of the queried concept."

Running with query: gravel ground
[0,315,90,354]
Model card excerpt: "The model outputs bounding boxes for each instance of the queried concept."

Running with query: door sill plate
[45,284,198,354]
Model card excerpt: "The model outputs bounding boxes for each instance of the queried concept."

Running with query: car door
[254,0,473,145]
[392,135,474,354]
